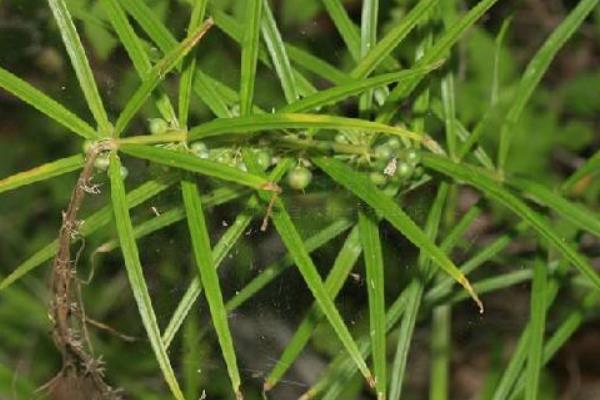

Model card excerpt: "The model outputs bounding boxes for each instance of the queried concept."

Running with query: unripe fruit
[369,172,387,186]
[94,154,110,171]
[387,137,401,150]
[190,142,209,159]
[404,148,420,166]
[396,161,413,179]
[287,167,312,190]
[374,144,393,160]
[149,118,168,135]
[255,150,272,170]
[334,133,348,144]
[120,166,129,179]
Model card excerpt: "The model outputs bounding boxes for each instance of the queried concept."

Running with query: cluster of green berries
[82,140,128,179]
[368,137,422,188]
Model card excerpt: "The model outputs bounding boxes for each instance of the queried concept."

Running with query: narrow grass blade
[261,0,299,103]
[441,72,457,159]
[224,218,353,312]
[497,0,599,171]
[358,0,378,113]
[211,7,350,86]
[161,161,292,348]
[358,210,386,398]
[0,154,83,194]
[244,151,374,388]
[240,0,263,115]
[178,0,207,125]
[108,153,184,399]
[321,0,361,60]
[305,206,481,399]
[114,18,214,136]
[0,67,97,139]
[509,177,600,237]
[562,149,600,193]
[181,178,242,397]
[263,225,361,390]
[525,259,548,400]
[430,303,451,400]
[120,143,273,191]
[48,0,111,135]
[0,174,178,290]
[100,0,177,125]
[285,44,350,85]
[421,154,600,291]
[352,0,437,79]
[389,184,448,400]
[509,291,600,398]
[378,0,499,124]
[313,156,483,311]
[193,70,235,118]
[120,0,177,54]
[189,112,421,141]
[279,62,443,114]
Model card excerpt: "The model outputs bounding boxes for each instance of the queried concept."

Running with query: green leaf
[120,0,177,54]
[497,0,599,170]
[244,151,374,388]
[48,0,111,135]
[421,153,600,292]
[358,210,386,398]
[188,112,421,141]
[352,0,437,79]
[321,0,361,60]
[114,18,214,136]
[120,144,273,191]
[285,44,351,85]
[358,0,378,113]
[108,153,184,400]
[240,0,263,115]
[0,67,98,139]
[313,156,483,311]
[562,149,600,193]
[508,177,600,237]
[0,154,84,194]
[378,0,500,124]
[525,259,547,400]
[100,0,177,125]
[261,0,299,103]
[178,0,207,126]
[0,174,178,290]
[180,178,242,397]
[279,62,443,114]
[193,70,235,118]
[161,160,292,348]
[263,225,361,390]
[389,184,448,400]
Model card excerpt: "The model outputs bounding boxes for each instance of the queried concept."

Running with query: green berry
[374,144,393,160]
[120,166,129,179]
[190,142,209,159]
[287,167,312,190]
[255,150,272,170]
[387,137,401,150]
[149,118,168,135]
[396,162,414,179]
[94,154,110,171]
[369,172,387,186]
[405,148,420,166]
[334,133,349,144]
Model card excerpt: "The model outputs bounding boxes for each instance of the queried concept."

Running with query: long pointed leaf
[240,0,263,115]
[0,155,83,194]
[108,153,184,399]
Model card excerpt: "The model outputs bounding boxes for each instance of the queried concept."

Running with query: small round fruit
[369,172,387,186]
[334,133,349,144]
[387,137,401,150]
[149,118,168,135]
[120,166,129,179]
[94,155,110,171]
[396,161,414,179]
[255,150,272,170]
[404,148,420,166]
[374,144,393,160]
[287,167,312,190]
[190,141,209,158]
